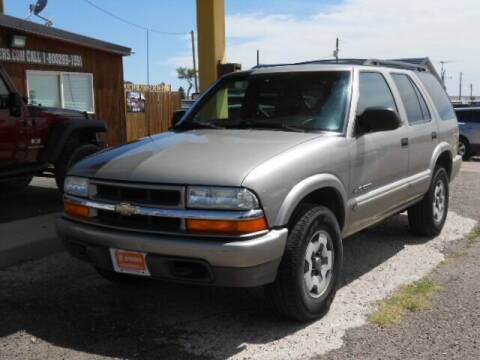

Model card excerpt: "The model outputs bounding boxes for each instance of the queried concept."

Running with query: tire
[264,205,343,321]
[408,167,449,237]
[0,175,33,196]
[55,143,99,191]
[95,267,145,285]
[458,137,471,161]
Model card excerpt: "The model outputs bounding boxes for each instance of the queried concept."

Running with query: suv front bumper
[56,217,287,287]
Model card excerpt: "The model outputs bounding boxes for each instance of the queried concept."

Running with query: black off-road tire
[0,175,33,196]
[264,205,343,322]
[55,143,99,191]
[408,167,449,237]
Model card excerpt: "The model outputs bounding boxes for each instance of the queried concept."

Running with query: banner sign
[0,48,83,68]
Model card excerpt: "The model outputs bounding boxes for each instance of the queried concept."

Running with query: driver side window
[357,72,397,115]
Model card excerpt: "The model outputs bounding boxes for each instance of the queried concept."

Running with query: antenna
[27,0,53,26]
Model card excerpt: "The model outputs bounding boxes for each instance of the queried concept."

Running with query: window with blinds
[27,71,94,113]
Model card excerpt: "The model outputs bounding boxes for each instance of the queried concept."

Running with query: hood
[27,105,89,120]
[70,130,322,186]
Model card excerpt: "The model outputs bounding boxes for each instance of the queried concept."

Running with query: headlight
[64,176,89,197]
[187,186,260,210]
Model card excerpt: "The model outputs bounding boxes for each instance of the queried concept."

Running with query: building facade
[0,14,131,146]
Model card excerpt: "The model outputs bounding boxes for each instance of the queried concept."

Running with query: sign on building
[0,48,83,68]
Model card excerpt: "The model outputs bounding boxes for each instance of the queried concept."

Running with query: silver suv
[57,59,461,321]
[455,107,480,160]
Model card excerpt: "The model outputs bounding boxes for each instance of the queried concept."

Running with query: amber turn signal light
[64,200,91,218]
[186,217,268,235]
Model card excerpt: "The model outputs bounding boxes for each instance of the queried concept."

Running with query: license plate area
[110,248,150,276]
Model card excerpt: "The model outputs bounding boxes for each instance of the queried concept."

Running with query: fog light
[186,217,268,235]
[64,200,90,218]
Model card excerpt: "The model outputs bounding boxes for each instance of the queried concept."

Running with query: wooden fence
[125,84,182,142]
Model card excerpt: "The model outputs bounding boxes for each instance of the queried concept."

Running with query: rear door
[391,73,437,197]
[0,75,20,167]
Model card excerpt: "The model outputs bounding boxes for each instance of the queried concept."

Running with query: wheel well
[289,187,345,230]
[436,151,452,179]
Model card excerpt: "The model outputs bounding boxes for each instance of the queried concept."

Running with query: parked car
[455,107,480,160]
[0,65,106,194]
[57,59,460,321]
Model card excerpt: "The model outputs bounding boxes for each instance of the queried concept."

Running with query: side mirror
[171,110,186,127]
[8,93,23,117]
[356,107,400,134]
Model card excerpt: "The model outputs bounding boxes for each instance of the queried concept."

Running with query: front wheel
[408,167,449,236]
[55,143,100,191]
[264,205,343,321]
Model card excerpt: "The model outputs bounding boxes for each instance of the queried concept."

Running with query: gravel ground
[0,161,478,359]
[322,158,480,360]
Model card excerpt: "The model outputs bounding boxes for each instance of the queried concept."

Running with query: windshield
[178,71,351,133]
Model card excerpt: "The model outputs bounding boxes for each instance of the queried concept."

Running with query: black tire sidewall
[459,137,471,161]
[287,206,343,319]
[428,168,449,233]
[55,143,99,190]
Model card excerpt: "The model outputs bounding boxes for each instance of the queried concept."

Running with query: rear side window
[456,110,480,123]
[357,72,397,115]
[417,72,455,120]
[392,74,431,124]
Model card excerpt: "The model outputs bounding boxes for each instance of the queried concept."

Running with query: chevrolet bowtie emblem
[115,203,138,216]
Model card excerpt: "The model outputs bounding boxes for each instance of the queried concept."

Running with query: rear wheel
[0,175,33,196]
[458,137,471,161]
[408,167,449,236]
[55,143,100,191]
[264,205,343,321]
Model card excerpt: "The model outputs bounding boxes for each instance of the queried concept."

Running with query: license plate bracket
[110,248,150,276]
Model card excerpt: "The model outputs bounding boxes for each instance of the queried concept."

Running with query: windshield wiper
[175,121,225,130]
[232,121,306,133]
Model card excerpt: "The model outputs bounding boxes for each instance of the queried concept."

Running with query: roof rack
[253,58,428,72]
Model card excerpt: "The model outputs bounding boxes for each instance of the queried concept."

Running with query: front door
[0,75,21,167]
[348,71,410,234]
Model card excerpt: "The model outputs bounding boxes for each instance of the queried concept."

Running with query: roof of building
[0,13,131,56]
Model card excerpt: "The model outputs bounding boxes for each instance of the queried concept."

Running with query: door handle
[431,131,437,140]
[401,137,409,147]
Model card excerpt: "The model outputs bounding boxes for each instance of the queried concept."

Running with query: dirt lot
[0,160,479,360]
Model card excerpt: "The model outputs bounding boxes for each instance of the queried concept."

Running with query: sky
[5,0,480,96]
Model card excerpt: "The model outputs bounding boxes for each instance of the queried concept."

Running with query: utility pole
[470,83,474,102]
[459,72,463,101]
[190,30,198,94]
[333,37,339,62]
[146,29,150,85]
[256,49,260,66]
[440,61,447,85]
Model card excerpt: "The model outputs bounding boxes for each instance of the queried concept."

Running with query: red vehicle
[0,65,106,193]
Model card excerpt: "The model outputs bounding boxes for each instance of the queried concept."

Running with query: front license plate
[110,249,150,276]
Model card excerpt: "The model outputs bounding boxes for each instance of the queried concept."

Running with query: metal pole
[334,37,339,62]
[191,30,198,94]
[0,0,4,14]
[471,83,474,102]
[459,72,463,101]
[146,29,150,85]
[256,49,260,66]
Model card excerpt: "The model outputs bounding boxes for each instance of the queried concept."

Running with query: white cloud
[223,0,480,96]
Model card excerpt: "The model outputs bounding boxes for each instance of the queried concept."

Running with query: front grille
[87,181,185,234]
[97,210,182,232]
[93,182,183,207]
